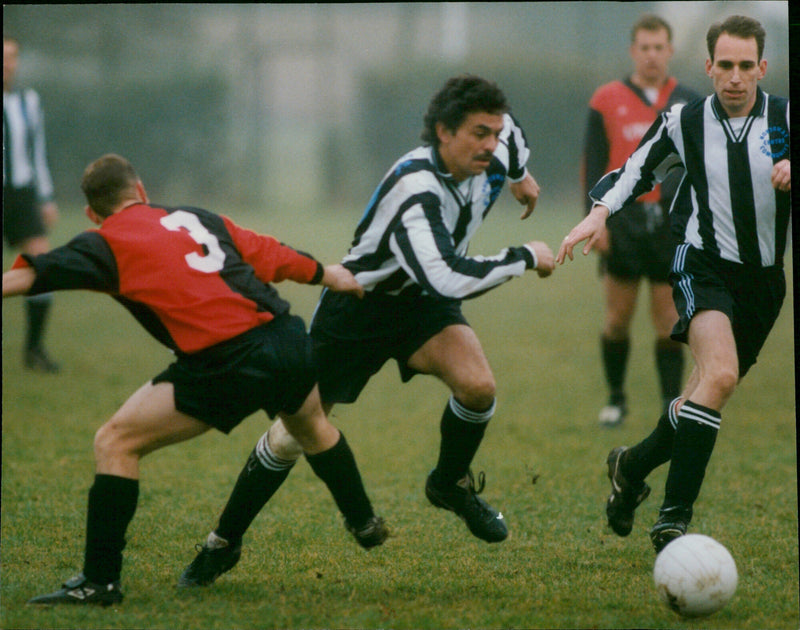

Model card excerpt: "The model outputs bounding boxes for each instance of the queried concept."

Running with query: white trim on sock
[449,395,496,424]
[255,432,296,471]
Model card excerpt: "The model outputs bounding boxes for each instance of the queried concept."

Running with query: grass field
[1,193,797,629]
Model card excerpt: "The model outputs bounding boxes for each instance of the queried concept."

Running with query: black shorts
[670,244,786,378]
[3,186,46,247]
[152,314,317,433]
[310,289,468,404]
[602,202,678,282]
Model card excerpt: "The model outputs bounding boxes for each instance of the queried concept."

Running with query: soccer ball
[653,534,738,618]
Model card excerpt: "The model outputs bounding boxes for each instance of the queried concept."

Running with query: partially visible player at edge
[2,154,388,606]
[3,35,61,372]
[180,74,555,587]
[557,15,790,552]
[582,14,700,426]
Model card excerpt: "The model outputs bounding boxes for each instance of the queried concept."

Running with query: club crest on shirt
[760,126,789,159]
[483,173,505,208]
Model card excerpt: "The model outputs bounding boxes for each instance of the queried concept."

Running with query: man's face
[437,111,504,182]
[630,28,673,86]
[3,40,19,91]
[706,33,766,117]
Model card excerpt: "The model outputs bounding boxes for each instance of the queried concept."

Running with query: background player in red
[2,153,388,606]
[582,15,699,426]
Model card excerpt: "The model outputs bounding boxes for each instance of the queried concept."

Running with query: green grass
[1,193,797,629]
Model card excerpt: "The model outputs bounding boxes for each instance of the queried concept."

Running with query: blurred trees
[3,3,789,211]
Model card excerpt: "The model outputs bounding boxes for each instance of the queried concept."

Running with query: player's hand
[510,173,540,219]
[322,264,364,299]
[771,159,791,192]
[556,204,610,264]
[526,241,554,278]
[593,224,610,255]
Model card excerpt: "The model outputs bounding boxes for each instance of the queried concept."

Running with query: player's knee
[93,420,123,464]
[457,376,496,411]
[268,420,303,461]
[710,367,738,398]
[701,366,738,404]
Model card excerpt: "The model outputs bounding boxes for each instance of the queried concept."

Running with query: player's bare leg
[29,382,210,605]
[180,387,387,587]
[409,324,508,542]
[651,310,736,551]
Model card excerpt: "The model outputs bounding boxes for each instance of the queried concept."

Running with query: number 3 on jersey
[160,210,225,273]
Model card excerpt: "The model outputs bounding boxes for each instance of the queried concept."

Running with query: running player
[181,74,555,586]
[3,154,388,605]
[558,15,790,552]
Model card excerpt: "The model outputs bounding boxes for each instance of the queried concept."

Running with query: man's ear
[85,206,103,225]
[136,180,149,203]
[435,121,452,146]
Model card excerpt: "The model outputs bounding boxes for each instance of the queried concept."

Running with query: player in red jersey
[2,154,388,606]
[582,14,699,426]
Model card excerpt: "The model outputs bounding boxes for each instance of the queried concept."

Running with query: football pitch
[1,196,797,629]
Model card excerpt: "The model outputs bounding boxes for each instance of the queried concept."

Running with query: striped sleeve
[590,107,684,214]
[24,90,55,203]
[501,113,530,182]
[388,196,534,300]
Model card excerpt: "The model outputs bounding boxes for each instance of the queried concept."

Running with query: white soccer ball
[653,534,738,618]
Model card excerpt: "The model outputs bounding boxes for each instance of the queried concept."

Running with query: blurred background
[3,2,790,213]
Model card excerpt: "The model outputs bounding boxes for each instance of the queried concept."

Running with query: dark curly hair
[421,75,509,148]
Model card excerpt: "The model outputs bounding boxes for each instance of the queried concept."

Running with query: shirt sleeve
[388,193,534,300]
[222,216,324,285]
[25,90,55,203]
[20,231,118,295]
[502,113,531,182]
[582,107,610,215]
[590,110,683,215]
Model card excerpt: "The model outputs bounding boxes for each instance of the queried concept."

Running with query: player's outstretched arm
[555,204,610,264]
[509,172,540,219]
[3,267,36,297]
[322,264,364,299]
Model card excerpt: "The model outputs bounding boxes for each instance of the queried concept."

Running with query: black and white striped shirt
[591,88,790,267]
[3,87,55,201]
[342,113,537,300]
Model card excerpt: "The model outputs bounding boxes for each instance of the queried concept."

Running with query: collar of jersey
[431,146,457,181]
[711,86,766,121]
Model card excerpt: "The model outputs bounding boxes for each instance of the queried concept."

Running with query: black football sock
[24,293,53,351]
[215,431,296,544]
[661,400,720,518]
[601,335,629,405]
[83,474,139,585]
[622,397,680,483]
[432,396,493,488]
[305,432,374,531]
[655,338,684,408]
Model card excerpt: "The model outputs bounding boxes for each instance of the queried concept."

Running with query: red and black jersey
[13,203,324,354]
[582,76,699,213]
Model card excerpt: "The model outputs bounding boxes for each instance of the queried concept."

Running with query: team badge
[760,126,789,159]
